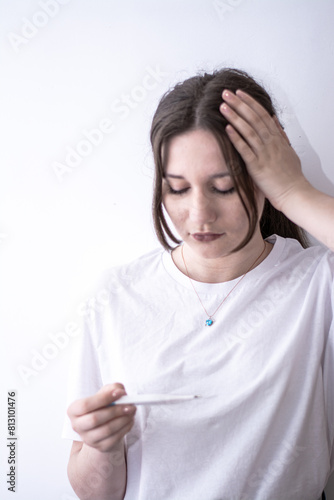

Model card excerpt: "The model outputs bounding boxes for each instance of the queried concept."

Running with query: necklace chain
[181,242,267,326]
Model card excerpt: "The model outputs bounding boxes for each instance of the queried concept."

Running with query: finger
[234,89,279,135]
[273,115,291,146]
[84,412,136,447]
[74,401,137,434]
[220,102,265,151]
[221,98,280,153]
[222,89,278,141]
[67,383,126,419]
[93,418,136,453]
[225,124,257,165]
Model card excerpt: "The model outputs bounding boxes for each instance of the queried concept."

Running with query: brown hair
[150,68,308,251]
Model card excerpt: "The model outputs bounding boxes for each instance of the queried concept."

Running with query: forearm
[280,180,334,251]
[68,441,127,500]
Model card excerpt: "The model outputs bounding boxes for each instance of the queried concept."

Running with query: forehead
[166,129,223,160]
[164,129,229,176]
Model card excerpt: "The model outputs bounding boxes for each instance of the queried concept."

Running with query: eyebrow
[164,173,231,179]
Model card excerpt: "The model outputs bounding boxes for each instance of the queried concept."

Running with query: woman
[63,69,334,499]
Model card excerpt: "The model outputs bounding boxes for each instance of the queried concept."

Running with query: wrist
[71,441,127,500]
[83,438,125,458]
[273,177,314,215]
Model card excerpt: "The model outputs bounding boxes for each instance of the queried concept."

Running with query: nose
[188,189,217,226]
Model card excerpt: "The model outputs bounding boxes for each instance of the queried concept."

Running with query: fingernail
[112,389,125,397]
[223,90,231,99]
[123,406,136,414]
[236,89,246,97]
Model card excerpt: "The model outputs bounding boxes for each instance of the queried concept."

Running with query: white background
[1,0,334,498]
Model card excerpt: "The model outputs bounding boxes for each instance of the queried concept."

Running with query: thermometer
[111,394,200,406]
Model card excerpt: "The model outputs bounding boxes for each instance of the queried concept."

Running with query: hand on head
[220,89,309,213]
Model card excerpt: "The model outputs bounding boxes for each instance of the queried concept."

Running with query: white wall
[1,0,333,498]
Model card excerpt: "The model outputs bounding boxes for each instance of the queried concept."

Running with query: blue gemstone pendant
[205,319,213,327]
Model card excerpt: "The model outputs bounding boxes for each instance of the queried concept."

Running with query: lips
[191,233,223,242]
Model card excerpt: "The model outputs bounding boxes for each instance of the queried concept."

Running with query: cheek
[223,200,250,233]
[163,198,187,228]
[250,185,266,220]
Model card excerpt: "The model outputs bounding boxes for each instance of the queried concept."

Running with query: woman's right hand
[220,89,307,213]
[67,383,137,452]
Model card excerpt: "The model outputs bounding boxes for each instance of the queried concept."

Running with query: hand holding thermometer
[110,394,201,406]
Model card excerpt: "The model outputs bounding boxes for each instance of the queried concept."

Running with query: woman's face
[162,128,265,260]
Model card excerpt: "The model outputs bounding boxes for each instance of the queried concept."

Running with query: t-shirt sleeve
[322,250,334,473]
[61,307,103,442]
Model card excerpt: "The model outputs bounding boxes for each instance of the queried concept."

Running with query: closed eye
[167,186,189,195]
[166,185,235,196]
[212,187,235,195]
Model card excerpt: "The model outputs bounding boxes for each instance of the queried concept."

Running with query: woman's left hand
[219,89,310,213]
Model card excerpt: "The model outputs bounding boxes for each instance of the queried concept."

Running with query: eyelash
[167,186,235,196]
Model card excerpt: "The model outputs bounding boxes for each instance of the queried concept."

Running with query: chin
[187,240,234,259]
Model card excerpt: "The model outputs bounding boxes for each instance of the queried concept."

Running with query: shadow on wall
[278,90,334,196]
[278,90,334,498]
[326,474,334,499]
[276,89,334,250]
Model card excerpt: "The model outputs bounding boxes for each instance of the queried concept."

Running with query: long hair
[150,68,308,251]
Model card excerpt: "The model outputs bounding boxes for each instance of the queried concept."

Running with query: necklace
[181,242,267,327]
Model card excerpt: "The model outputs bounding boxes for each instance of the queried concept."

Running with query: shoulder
[270,234,334,281]
[100,247,167,291]
[76,247,167,326]
[284,235,333,263]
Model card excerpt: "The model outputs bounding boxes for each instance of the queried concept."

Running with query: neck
[172,236,272,283]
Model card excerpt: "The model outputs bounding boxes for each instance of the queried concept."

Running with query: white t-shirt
[62,235,334,500]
